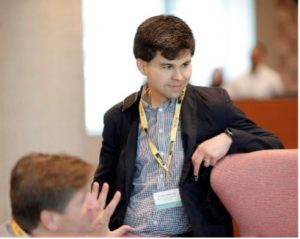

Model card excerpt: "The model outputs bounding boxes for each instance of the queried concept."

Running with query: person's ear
[136,58,147,76]
[40,210,60,231]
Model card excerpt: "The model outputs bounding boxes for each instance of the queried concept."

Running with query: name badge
[153,188,182,210]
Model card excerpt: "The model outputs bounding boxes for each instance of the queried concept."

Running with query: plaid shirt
[123,91,191,236]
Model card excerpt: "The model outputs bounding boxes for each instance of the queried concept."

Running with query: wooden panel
[234,97,298,149]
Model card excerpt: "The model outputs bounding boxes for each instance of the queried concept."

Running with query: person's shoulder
[259,64,281,78]
[122,91,140,111]
[104,90,140,118]
[104,101,123,117]
[187,84,229,99]
[186,85,231,110]
[231,72,251,83]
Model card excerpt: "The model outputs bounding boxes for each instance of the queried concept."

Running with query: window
[82,0,255,136]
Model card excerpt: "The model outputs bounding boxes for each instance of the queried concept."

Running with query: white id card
[153,188,182,210]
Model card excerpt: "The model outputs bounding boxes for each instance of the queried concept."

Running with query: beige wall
[0,0,100,223]
[256,0,278,68]
[256,0,298,93]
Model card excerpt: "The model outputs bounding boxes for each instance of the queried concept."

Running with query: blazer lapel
[180,87,198,181]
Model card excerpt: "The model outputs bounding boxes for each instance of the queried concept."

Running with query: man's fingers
[106,191,121,213]
[98,182,109,209]
[86,182,100,210]
[99,191,121,222]
[191,150,204,176]
[203,158,211,167]
[91,181,100,199]
[109,225,132,237]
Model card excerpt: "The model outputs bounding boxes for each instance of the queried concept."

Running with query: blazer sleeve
[94,104,123,188]
[222,88,284,153]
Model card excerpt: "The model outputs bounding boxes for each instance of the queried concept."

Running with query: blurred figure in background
[0,153,130,237]
[225,43,285,99]
[210,67,225,87]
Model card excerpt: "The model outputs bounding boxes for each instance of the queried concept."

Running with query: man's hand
[191,132,232,178]
[89,182,131,237]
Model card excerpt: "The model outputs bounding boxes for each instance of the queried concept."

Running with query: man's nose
[172,68,184,81]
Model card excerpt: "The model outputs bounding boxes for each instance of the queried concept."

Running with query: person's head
[251,42,267,70]
[10,153,97,236]
[133,14,195,62]
[133,15,195,106]
[211,68,224,87]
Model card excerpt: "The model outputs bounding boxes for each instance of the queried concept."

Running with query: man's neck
[144,86,168,108]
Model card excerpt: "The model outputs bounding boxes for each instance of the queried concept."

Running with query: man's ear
[40,210,60,231]
[136,58,147,75]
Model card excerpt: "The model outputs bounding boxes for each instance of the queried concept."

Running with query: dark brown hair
[10,153,94,232]
[133,15,195,61]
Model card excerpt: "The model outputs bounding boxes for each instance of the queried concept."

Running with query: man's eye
[162,65,172,69]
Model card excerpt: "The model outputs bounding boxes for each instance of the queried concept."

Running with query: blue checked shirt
[123,90,191,236]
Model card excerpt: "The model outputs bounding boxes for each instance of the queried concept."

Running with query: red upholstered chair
[210,149,298,237]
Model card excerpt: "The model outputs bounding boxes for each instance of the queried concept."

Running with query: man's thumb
[109,225,132,237]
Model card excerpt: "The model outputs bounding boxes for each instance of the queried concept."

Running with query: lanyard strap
[139,88,186,174]
[10,220,29,237]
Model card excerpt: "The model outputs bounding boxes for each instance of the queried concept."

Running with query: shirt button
[158,108,163,112]
[159,129,163,134]
[160,152,165,157]
[153,221,158,225]
[160,174,164,178]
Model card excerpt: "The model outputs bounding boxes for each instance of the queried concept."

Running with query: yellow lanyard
[10,220,29,237]
[139,88,186,174]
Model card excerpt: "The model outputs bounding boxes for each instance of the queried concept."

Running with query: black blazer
[94,84,283,237]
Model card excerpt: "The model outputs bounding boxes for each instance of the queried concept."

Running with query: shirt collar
[141,85,176,110]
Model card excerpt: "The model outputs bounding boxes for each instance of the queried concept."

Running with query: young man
[94,15,283,237]
[0,153,130,237]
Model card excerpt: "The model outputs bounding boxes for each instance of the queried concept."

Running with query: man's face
[53,184,99,236]
[138,50,192,106]
[251,47,263,67]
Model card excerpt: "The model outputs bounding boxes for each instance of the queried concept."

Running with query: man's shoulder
[104,90,140,118]
[122,91,140,111]
[259,65,282,80]
[184,85,231,114]
[231,73,251,84]
[187,84,229,99]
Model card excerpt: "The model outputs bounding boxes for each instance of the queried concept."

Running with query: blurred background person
[225,42,285,99]
[210,67,225,87]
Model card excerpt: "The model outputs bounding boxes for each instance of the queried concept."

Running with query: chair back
[211,149,298,237]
